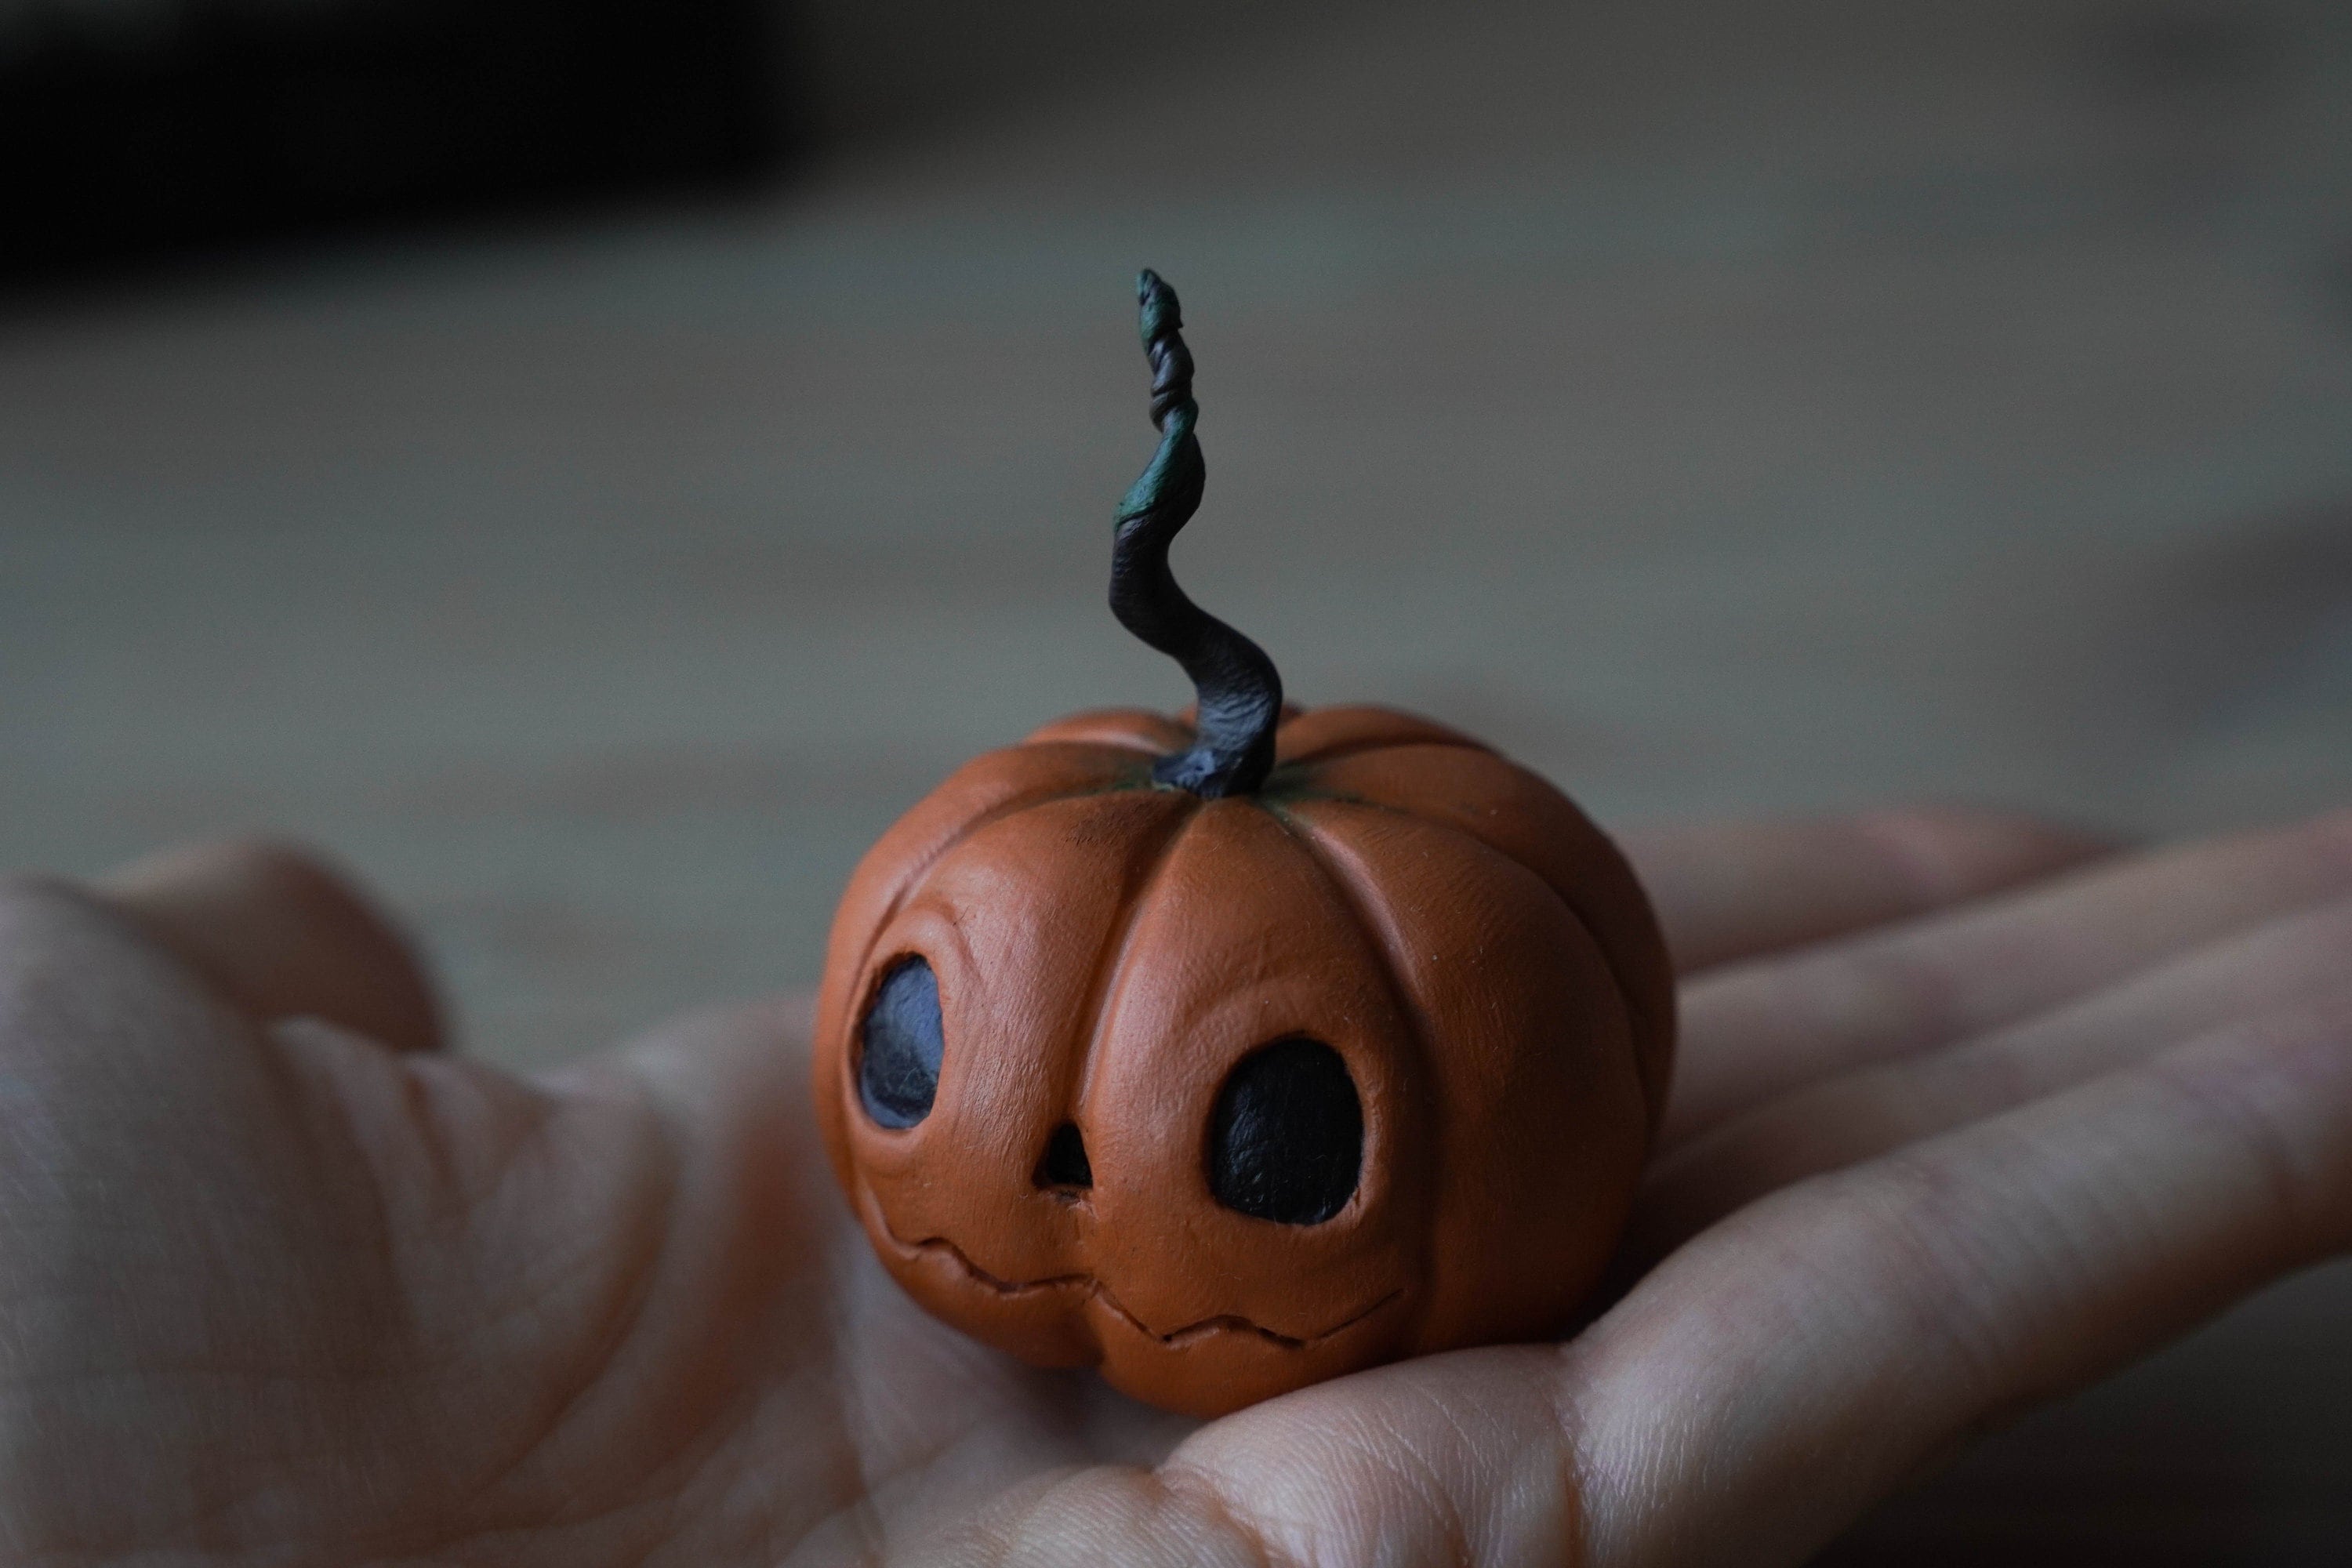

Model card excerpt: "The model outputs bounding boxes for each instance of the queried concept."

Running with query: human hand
[5,811,2349,1565]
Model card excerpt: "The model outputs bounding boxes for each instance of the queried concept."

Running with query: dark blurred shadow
[2085,1,2281,99]
[1816,1261,2352,1566]
[0,0,800,290]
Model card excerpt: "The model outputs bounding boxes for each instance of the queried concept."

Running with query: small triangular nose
[1034,1121,1093,1189]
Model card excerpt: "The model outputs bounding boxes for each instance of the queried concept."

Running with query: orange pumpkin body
[815,702,1674,1417]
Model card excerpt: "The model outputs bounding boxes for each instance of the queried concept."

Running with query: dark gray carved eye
[1207,1038,1362,1225]
[858,957,942,1129]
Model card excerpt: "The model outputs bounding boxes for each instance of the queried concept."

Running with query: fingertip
[96,839,445,1054]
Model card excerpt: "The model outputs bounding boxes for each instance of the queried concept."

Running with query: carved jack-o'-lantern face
[811,272,1674,1417]
[813,703,1672,1417]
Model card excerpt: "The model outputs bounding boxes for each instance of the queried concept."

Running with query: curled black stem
[1110,270,1284,798]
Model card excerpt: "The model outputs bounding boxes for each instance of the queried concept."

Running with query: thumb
[94,840,444,1054]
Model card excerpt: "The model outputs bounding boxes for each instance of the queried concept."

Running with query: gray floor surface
[5,0,2350,1558]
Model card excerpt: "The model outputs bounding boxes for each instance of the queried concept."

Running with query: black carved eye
[858,957,943,1129]
[1206,1038,1362,1225]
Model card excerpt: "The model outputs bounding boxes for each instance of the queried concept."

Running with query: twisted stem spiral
[1109,270,1285,798]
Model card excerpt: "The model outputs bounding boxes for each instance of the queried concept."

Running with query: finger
[1031,996,2352,1568]
[1668,808,2352,1146]
[1637,892,2352,1258]
[1566,995,2352,1567]
[1617,807,2115,975]
[93,840,443,1054]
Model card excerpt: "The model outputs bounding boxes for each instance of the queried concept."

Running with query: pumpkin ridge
[1298,771,1668,1128]
[1023,708,1196,756]
[843,752,1158,1030]
[1260,803,1433,1096]
[1070,790,1206,1110]
[1258,802,1435,1308]
[1274,733,1492,771]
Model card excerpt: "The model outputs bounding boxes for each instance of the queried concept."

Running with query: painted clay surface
[813,702,1672,1417]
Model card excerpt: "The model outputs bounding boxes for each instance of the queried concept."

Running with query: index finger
[1618,808,2115,975]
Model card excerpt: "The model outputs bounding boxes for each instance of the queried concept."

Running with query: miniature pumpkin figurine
[814,272,1674,1417]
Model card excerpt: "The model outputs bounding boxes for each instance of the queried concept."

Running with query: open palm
[7,810,2351,1566]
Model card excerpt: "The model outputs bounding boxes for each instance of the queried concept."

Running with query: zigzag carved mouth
[858,1187,1400,1349]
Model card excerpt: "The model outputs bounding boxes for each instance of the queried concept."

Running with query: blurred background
[4,0,2350,1558]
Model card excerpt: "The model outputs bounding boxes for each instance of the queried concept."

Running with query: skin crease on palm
[5,811,2352,1566]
